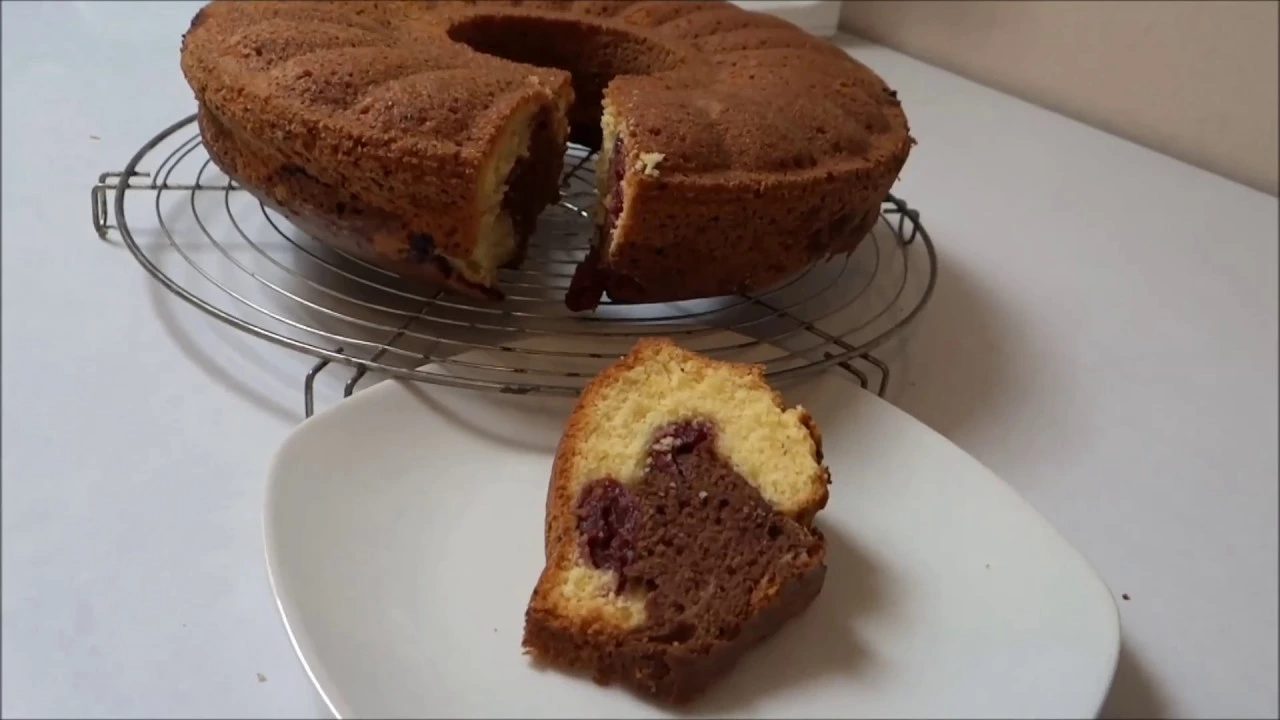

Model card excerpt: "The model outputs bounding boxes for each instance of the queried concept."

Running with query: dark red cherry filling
[575,420,720,586]
[646,419,716,475]
[571,417,822,654]
[576,478,641,591]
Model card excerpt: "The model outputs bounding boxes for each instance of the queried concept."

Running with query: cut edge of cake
[462,77,574,288]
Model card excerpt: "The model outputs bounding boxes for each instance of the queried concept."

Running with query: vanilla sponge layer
[565,345,823,516]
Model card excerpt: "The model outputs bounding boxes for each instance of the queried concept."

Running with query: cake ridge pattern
[181,0,913,307]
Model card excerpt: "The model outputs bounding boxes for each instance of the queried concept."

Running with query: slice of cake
[523,338,831,703]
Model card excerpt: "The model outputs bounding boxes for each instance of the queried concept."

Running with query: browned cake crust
[181,1,575,298]
[523,338,831,703]
[180,1,913,308]
[198,106,467,294]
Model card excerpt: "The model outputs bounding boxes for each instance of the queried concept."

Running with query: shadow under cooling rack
[93,114,937,411]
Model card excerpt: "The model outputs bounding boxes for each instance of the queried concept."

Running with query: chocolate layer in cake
[532,420,826,703]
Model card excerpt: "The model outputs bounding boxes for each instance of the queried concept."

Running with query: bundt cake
[180,1,913,309]
[523,338,830,703]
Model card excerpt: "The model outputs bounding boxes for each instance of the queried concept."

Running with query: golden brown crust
[601,47,911,302]
[198,105,486,297]
[182,1,574,289]
[524,338,831,702]
[181,0,912,305]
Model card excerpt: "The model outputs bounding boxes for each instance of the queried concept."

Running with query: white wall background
[840,0,1280,196]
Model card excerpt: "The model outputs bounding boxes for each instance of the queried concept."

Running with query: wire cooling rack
[92,114,936,417]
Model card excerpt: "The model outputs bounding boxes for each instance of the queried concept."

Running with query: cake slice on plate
[522,338,831,703]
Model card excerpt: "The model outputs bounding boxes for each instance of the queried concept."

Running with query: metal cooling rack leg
[843,362,870,389]
[749,297,893,396]
[301,303,436,418]
[303,355,334,419]
[827,353,891,396]
[302,353,369,419]
[832,356,890,396]
[884,193,922,246]
[91,171,156,241]
[91,172,123,240]
[862,354,890,387]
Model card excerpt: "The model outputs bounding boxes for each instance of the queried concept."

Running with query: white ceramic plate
[264,343,1119,719]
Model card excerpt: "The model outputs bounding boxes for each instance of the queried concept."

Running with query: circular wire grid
[93,114,936,400]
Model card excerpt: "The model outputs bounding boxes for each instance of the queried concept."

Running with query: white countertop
[2,3,1276,718]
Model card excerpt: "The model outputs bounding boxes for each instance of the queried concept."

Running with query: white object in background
[732,0,842,37]
[264,345,1120,719]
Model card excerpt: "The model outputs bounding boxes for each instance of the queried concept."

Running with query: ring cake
[180,1,912,309]
[523,338,830,702]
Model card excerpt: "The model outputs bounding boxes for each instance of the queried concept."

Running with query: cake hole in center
[446,14,683,146]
